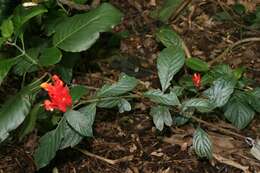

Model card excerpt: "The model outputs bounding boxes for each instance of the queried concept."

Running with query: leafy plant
[0,1,259,170]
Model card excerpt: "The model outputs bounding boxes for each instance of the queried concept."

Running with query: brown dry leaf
[163,134,193,147]
[250,140,260,161]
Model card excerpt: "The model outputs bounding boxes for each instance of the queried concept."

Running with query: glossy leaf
[193,127,212,159]
[203,78,236,107]
[65,110,93,137]
[53,3,123,52]
[38,47,62,66]
[0,58,18,85]
[157,47,185,92]
[144,89,180,106]
[182,98,214,113]
[156,27,182,48]
[97,73,138,97]
[185,57,209,72]
[150,105,172,131]
[224,96,255,129]
[70,85,87,102]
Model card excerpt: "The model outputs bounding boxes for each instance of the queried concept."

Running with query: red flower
[192,73,201,88]
[40,75,72,112]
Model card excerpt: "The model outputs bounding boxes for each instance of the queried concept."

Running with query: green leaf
[70,85,87,103]
[59,120,83,149]
[173,115,189,126]
[118,98,131,113]
[38,47,62,66]
[18,103,41,141]
[0,80,41,142]
[13,5,48,29]
[193,127,213,159]
[182,98,214,113]
[34,118,67,169]
[97,73,138,97]
[185,57,209,72]
[0,58,18,85]
[53,3,123,52]
[157,47,185,92]
[79,103,96,131]
[150,105,172,131]
[203,78,236,107]
[1,18,14,38]
[65,110,93,137]
[209,64,233,79]
[150,0,182,22]
[54,66,73,84]
[224,95,255,129]
[144,89,180,106]
[156,27,182,48]
[97,98,120,108]
[170,86,184,97]
[248,88,260,113]
[232,67,245,79]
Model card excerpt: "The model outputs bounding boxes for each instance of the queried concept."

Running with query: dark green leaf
[249,87,260,113]
[157,47,185,92]
[224,95,255,129]
[65,110,93,137]
[203,77,236,107]
[173,115,189,126]
[97,98,120,108]
[38,47,62,66]
[0,80,41,142]
[156,27,182,48]
[97,73,138,97]
[182,98,214,113]
[79,103,96,131]
[144,89,180,106]
[53,3,123,52]
[193,127,212,159]
[185,57,209,72]
[0,58,18,85]
[150,105,172,131]
[70,85,87,103]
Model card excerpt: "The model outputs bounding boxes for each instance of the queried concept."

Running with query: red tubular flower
[192,73,201,88]
[40,75,72,112]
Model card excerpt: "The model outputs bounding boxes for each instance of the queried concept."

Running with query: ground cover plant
[0,0,260,172]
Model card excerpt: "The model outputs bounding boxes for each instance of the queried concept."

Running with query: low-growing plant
[0,1,259,170]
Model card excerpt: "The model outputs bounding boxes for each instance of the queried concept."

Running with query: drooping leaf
[18,103,41,141]
[53,3,123,52]
[13,5,48,30]
[203,77,236,107]
[157,47,185,92]
[150,105,172,131]
[185,57,209,72]
[0,80,41,142]
[0,57,18,85]
[1,18,14,38]
[65,110,93,137]
[38,47,62,66]
[193,127,213,159]
[97,73,138,97]
[182,98,214,113]
[97,98,120,108]
[224,95,255,129]
[118,98,131,113]
[156,27,182,48]
[144,89,180,106]
[70,85,87,103]
[150,0,182,22]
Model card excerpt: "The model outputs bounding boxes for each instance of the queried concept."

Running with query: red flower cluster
[192,73,201,88]
[40,75,72,112]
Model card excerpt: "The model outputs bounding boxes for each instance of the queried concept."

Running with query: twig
[182,41,191,58]
[170,0,193,21]
[75,148,133,165]
[209,37,260,66]
[213,154,250,173]
[58,0,90,11]
[189,115,246,140]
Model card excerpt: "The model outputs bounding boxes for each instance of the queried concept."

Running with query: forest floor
[0,0,260,173]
